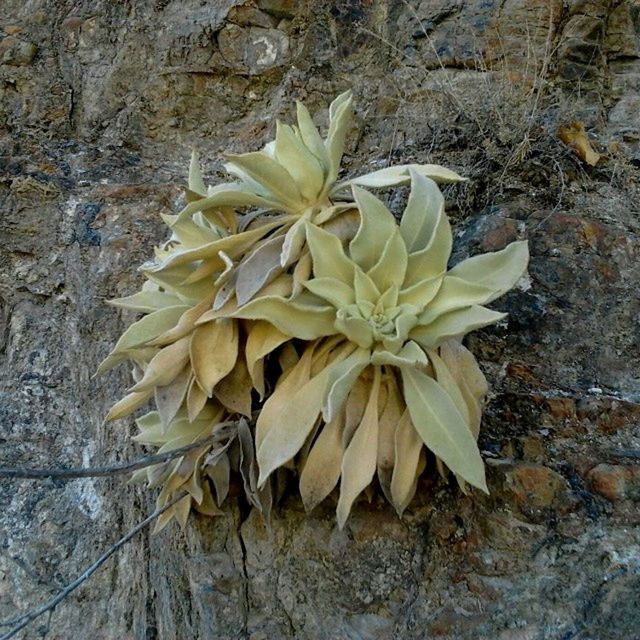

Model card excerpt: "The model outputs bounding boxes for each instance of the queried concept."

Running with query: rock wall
[1,1,639,638]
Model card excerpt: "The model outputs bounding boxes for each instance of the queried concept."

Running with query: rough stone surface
[1,1,639,639]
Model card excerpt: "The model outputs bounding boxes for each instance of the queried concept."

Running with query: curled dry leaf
[558,121,601,167]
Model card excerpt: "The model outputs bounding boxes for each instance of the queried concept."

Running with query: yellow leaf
[336,366,382,528]
[190,319,238,396]
[299,408,346,512]
[558,121,601,166]
[390,410,424,516]
[245,320,290,398]
[130,336,191,393]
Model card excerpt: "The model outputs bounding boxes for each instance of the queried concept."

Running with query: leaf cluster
[101,91,529,529]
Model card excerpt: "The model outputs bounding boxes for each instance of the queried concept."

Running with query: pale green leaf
[188,150,207,196]
[370,341,427,367]
[418,276,496,325]
[401,367,487,491]
[296,100,329,169]
[303,277,354,308]
[223,152,303,210]
[411,305,506,349]
[350,187,397,271]
[97,305,189,374]
[398,276,443,308]
[353,267,381,305]
[448,241,529,303]
[322,348,370,422]
[325,90,353,184]
[400,171,444,253]
[367,230,408,293]
[427,348,472,428]
[305,223,354,284]
[274,121,324,202]
[107,290,183,313]
[232,295,336,341]
[333,163,465,192]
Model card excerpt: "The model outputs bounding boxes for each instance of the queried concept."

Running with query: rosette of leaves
[231,170,529,527]
[142,91,465,313]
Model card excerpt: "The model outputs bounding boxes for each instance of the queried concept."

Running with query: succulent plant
[230,171,529,526]
[101,91,529,530]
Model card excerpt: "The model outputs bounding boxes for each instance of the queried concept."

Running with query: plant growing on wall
[101,91,528,529]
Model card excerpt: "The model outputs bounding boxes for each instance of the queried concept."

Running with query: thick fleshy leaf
[174,186,279,224]
[377,376,403,503]
[404,216,452,288]
[232,296,335,341]
[296,101,329,168]
[427,348,472,428]
[130,336,191,393]
[257,362,337,486]
[274,121,324,202]
[223,152,303,210]
[188,150,207,196]
[235,235,285,306]
[107,290,183,313]
[418,276,496,326]
[390,410,423,516]
[155,366,192,429]
[105,388,153,421]
[411,305,506,349]
[245,320,290,397]
[256,343,315,451]
[325,90,353,184]
[97,306,188,374]
[334,163,465,192]
[146,222,280,274]
[305,223,355,284]
[353,268,380,305]
[439,341,487,437]
[398,276,443,309]
[186,377,208,422]
[322,348,370,422]
[303,277,354,308]
[213,358,252,417]
[336,367,381,528]
[368,230,408,293]
[400,172,444,253]
[370,341,427,367]
[148,295,215,347]
[190,319,238,396]
[448,241,529,303]
[299,409,345,511]
[350,187,397,271]
[400,367,487,491]
[280,216,308,267]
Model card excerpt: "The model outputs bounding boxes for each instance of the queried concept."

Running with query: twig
[0,491,188,640]
[0,426,235,480]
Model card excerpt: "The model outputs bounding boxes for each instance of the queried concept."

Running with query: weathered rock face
[1,1,639,638]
